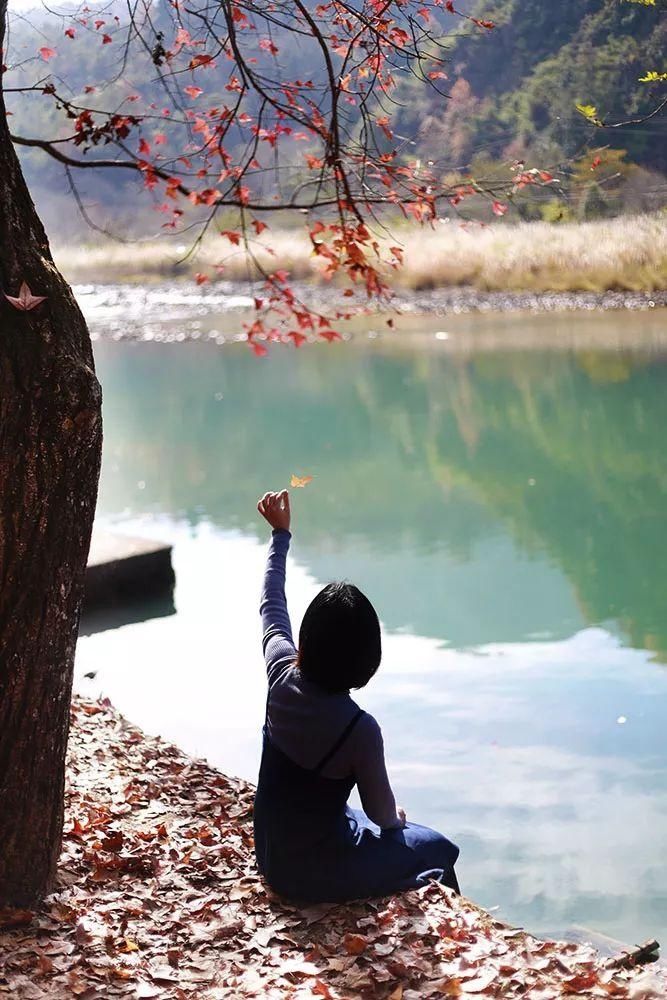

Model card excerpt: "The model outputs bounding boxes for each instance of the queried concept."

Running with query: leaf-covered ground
[1,697,665,999]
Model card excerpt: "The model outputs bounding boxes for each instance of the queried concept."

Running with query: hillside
[396,0,667,173]
[4,0,667,238]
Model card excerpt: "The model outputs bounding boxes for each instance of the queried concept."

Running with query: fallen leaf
[562,970,598,993]
[136,984,163,998]
[434,980,462,996]
[313,981,335,999]
[460,969,498,992]
[343,933,368,955]
[37,953,55,975]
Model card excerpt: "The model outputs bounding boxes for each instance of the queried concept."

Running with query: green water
[77,325,667,944]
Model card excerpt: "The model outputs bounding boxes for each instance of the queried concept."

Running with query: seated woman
[253,489,460,903]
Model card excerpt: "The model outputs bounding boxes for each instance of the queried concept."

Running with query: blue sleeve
[260,529,297,682]
[352,715,401,830]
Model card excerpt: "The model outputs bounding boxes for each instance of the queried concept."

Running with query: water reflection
[96,340,667,658]
[79,595,176,636]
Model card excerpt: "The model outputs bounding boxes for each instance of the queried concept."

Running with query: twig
[606,939,661,970]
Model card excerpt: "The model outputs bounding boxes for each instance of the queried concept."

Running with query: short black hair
[297,582,381,694]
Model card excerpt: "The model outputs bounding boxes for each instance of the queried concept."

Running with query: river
[74,292,667,945]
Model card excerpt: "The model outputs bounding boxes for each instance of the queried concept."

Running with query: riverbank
[0,697,664,999]
[55,213,667,296]
[74,281,667,355]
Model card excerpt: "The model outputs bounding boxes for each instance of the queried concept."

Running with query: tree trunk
[0,2,103,906]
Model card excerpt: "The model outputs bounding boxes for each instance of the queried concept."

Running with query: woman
[253,489,460,902]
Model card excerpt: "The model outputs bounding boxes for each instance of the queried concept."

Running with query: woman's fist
[257,490,291,533]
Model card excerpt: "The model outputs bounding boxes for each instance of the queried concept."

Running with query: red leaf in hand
[5,281,47,311]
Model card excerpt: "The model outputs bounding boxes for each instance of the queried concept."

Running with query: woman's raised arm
[258,491,297,682]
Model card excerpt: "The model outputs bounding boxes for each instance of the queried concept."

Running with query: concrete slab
[82,531,176,633]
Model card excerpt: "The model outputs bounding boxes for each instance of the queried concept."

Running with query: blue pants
[335,807,460,900]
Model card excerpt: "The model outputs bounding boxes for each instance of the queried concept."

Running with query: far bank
[55,213,667,297]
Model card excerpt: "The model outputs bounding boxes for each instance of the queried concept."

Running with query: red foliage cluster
[6,1,557,351]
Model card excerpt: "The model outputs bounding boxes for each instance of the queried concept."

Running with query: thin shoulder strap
[314,708,365,774]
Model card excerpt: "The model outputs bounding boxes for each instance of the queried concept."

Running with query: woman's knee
[408,826,459,867]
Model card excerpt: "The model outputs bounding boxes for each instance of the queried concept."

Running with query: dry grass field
[55,213,667,293]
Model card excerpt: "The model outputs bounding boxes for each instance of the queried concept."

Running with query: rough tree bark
[0,0,103,906]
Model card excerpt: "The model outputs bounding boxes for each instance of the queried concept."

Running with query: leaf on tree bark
[4,281,48,311]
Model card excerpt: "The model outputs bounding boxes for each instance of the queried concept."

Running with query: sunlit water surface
[74,306,667,944]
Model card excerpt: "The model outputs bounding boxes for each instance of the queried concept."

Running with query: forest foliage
[5,0,666,239]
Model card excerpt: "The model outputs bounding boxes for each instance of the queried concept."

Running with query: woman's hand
[257,490,291,533]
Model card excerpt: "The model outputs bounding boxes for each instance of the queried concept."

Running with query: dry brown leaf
[343,932,368,955]
[36,953,55,975]
[562,970,599,993]
[135,983,163,998]
[290,474,313,488]
[313,981,336,999]
[434,980,463,997]
[459,969,499,993]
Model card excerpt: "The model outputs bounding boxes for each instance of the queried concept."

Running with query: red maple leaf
[5,282,48,311]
